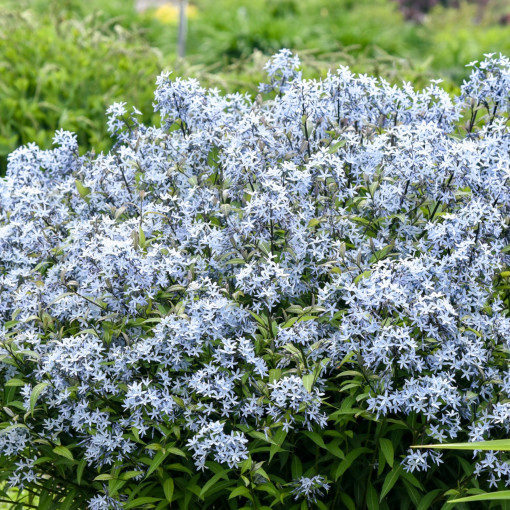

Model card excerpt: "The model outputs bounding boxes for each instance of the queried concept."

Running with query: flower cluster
[187,421,249,470]
[290,475,330,502]
[2,50,510,506]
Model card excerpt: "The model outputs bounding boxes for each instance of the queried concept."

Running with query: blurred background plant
[2,0,510,174]
[0,4,162,174]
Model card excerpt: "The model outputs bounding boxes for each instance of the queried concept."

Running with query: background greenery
[1,0,510,174]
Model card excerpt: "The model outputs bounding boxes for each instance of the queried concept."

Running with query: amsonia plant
[2,50,510,509]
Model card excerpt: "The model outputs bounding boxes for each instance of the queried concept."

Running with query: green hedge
[0,4,162,173]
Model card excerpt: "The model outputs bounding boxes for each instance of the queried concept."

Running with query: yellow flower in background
[154,3,198,24]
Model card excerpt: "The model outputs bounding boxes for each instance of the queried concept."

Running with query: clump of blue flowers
[2,51,510,508]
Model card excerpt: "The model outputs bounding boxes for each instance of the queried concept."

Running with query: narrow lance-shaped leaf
[451,491,510,503]
[30,382,49,416]
[413,439,510,451]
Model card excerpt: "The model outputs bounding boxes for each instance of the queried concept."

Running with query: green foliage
[185,0,423,65]
[22,0,421,62]
[0,3,163,174]
[0,363,481,509]
[414,440,510,505]
[423,1,510,85]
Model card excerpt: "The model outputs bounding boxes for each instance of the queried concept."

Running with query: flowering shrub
[2,50,510,509]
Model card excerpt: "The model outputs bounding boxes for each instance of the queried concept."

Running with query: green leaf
[268,369,282,384]
[37,489,52,510]
[0,134,18,155]
[339,492,356,510]
[451,491,510,502]
[165,462,193,475]
[60,489,76,510]
[414,439,510,451]
[366,482,379,510]
[302,430,327,450]
[224,258,245,265]
[399,469,424,490]
[379,438,394,468]
[146,443,163,451]
[328,139,346,154]
[165,446,187,458]
[334,447,371,480]
[248,310,268,330]
[120,470,144,480]
[417,489,442,510]
[33,456,53,466]
[302,373,314,393]
[30,382,49,416]
[94,474,114,481]
[109,478,127,498]
[403,480,422,506]
[380,466,402,501]
[457,456,476,477]
[139,226,146,248]
[207,146,219,167]
[77,459,87,485]
[228,486,252,500]
[124,497,162,509]
[326,440,344,459]
[145,450,169,478]
[163,478,174,503]
[5,378,26,387]
[269,428,287,461]
[53,445,73,461]
[75,179,91,203]
[199,470,229,499]
[0,423,28,436]
[291,455,302,479]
